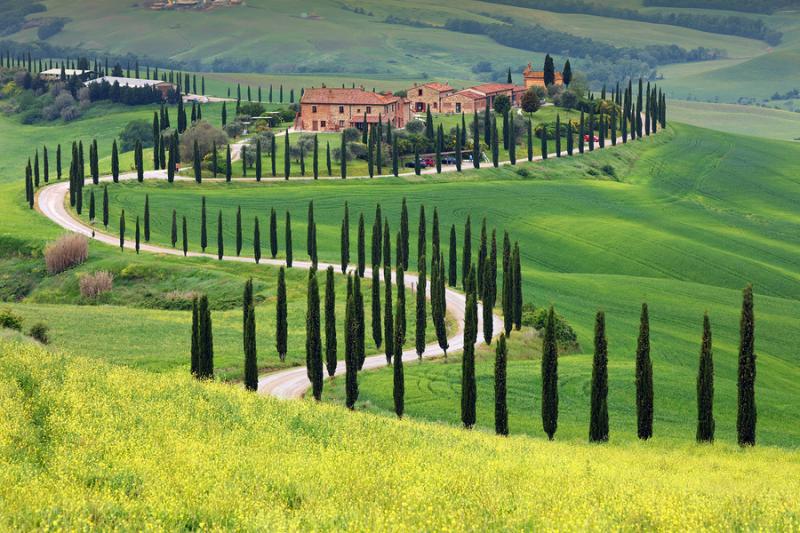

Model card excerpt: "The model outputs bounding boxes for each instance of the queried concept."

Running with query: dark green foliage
[243,280,258,391]
[508,113,516,165]
[312,135,318,179]
[393,266,406,418]
[737,284,756,446]
[636,303,653,440]
[555,115,562,156]
[285,211,293,267]
[400,198,409,271]
[540,124,548,159]
[589,311,609,442]
[171,209,178,248]
[340,132,347,179]
[455,125,462,172]
[271,136,277,177]
[383,220,394,365]
[226,144,232,182]
[102,186,109,227]
[216,210,224,260]
[325,266,337,377]
[111,140,119,182]
[697,312,715,443]
[284,130,291,179]
[490,116,499,167]
[166,137,174,182]
[579,111,585,153]
[344,283,358,409]
[197,294,214,379]
[135,216,140,255]
[495,333,508,436]
[462,216,471,290]
[541,306,559,440]
[182,216,188,256]
[326,141,332,176]
[417,205,426,267]
[414,145,420,176]
[435,124,443,174]
[482,230,497,345]
[512,242,522,330]
[88,189,96,223]
[143,194,150,242]
[527,119,533,161]
[449,225,457,287]
[190,296,199,375]
[357,213,366,278]
[392,137,399,177]
[472,109,481,169]
[461,267,478,429]
[135,140,144,182]
[341,202,350,273]
[276,267,287,361]
[235,206,242,256]
[306,269,323,401]
[415,255,426,360]
[477,219,487,299]
[269,208,278,259]
[431,252,449,359]
[253,216,261,264]
[119,209,125,250]
[354,274,366,370]
[256,140,262,181]
[200,196,207,252]
[502,232,513,336]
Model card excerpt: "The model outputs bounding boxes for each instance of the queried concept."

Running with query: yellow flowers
[1,339,799,530]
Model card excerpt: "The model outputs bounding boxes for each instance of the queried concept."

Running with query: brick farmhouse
[296,87,411,132]
[522,63,563,88]
[405,82,455,114]
[440,83,527,114]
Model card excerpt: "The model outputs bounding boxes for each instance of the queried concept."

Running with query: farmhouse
[39,68,94,82]
[296,87,411,132]
[523,63,563,88]
[440,83,526,114]
[85,76,177,98]
[405,82,455,114]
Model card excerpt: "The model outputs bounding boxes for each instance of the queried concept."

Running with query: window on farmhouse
[312,105,317,113]
[339,106,344,113]
[418,89,422,96]
[366,106,371,114]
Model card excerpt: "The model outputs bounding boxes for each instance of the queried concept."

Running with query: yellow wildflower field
[1,340,798,531]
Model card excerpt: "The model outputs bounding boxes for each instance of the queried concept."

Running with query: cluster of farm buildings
[295,64,563,132]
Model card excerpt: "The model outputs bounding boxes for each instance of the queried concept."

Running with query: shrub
[45,234,88,275]
[600,164,617,179]
[515,167,531,178]
[0,309,23,331]
[119,119,153,151]
[28,322,49,344]
[79,271,114,299]
[521,303,579,349]
[181,121,229,161]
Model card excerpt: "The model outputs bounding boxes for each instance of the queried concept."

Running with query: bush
[45,234,88,275]
[28,322,49,344]
[600,164,617,179]
[405,120,425,135]
[521,303,579,349]
[181,121,229,161]
[0,309,23,331]
[79,271,114,299]
[119,119,153,152]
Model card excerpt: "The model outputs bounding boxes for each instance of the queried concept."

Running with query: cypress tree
[340,132,347,179]
[512,242,522,330]
[567,121,574,156]
[119,209,125,251]
[243,280,258,392]
[269,208,278,258]
[299,144,305,176]
[56,144,62,179]
[484,104,492,149]
[345,285,358,409]
[367,125,375,178]
[495,333,508,436]
[578,111,585,154]
[371,206,383,349]
[308,203,318,268]
[611,108,617,146]
[461,267,478,428]
[477,219,487,299]
[182,216,188,256]
[135,140,144,182]
[415,255,427,360]
[171,209,178,248]
[313,135,318,179]
[25,165,33,209]
[425,106,434,140]
[143,194,150,241]
[357,213,366,278]
[326,141,332,176]
[284,131,291,179]
[253,216,262,264]
[502,232,513,336]
[89,189,95,223]
[635,303,653,440]
[271,135,277,177]
[383,220,394,365]
[341,202,350,273]
[235,206,242,256]
[191,296,200,376]
[431,207,440,260]
[455,125,462,172]
[462,216,471,290]
[198,294,214,379]
[589,311,609,442]
[599,113,606,148]
[276,266,287,361]
[200,196,208,252]
[225,144,233,183]
[435,124,443,174]
[491,116,499,167]
[737,284,756,446]
[541,306,559,440]
[153,112,160,169]
[135,216,140,254]
[400,198,409,270]
[413,144,420,176]
[417,205,426,267]
[325,266,337,377]
[472,109,481,169]
[217,210,224,260]
[242,146,248,177]
[353,272,366,370]
[393,270,405,419]
[508,113,516,165]
[697,312,715,443]
[166,137,174,182]
[103,186,109,228]
[306,269,323,401]
[527,119,533,161]
[193,139,201,183]
[433,251,449,358]
[482,230,497,344]
[256,140,262,181]
[392,136,399,176]
[285,211,293,267]
[555,115,561,156]
[540,124,548,159]
[449,225,457,287]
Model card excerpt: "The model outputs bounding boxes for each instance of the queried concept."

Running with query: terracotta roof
[523,63,564,82]
[447,88,487,101]
[301,87,398,105]
[468,83,526,95]
[424,82,454,92]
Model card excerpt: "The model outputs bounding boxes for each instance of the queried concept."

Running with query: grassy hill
[71,124,800,446]
[1,338,798,529]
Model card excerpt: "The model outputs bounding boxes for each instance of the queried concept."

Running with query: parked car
[421,158,435,167]
[584,134,600,142]
[441,156,457,165]
[404,160,429,169]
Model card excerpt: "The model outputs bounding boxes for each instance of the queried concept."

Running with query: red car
[584,134,600,142]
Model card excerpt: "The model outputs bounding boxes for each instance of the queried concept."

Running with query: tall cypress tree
[102,186,109,228]
[354,273,366,370]
[171,209,178,248]
[135,217,141,254]
[119,209,125,251]
[269,208,278,259]
[477,219,487,299]
[216,210,224,260]
[253,216,261,264]
[417,205,426,267]
[415,255,427,360]
[285,211,293,267]
[555,115,562,156]
[541,306,559,440]
[357,213,366,278]
[589,311,609,442]
[345,285,358,409]
[635,303,653,440]
[697,312,715,443]
[326,141,332,176]
[256,139,262,181]
[284,130,291,180]
[737,284,756,446]
[198,294,214,379]
[393,266,406,418]
[200,196,208,252]
[243,280,258,391]
[495,333,508,436]
[491,116,499,167]
[461,267,478,429]
[449,225,457,287]
[193,139,201,183]
[502,231,513,336]
[235,206,242,256]
[111,140,119,182]
[340,132,347,179]
[512,242,522,330]
[312,134,319,179]
[527,119,533,161]
[182,216,188,256]
[306,269,323,401]
[191,296,200,376]
[271,135,277,177]
[383,220,394,365]
[341,202,350,273]
[472,109,481,169]
[462,216,471,290]
[276,266,288,361]
[508,112,516,165]
[324,266,337,377]
[400,198,409,270]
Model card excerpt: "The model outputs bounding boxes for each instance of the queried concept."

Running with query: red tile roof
[301,87,399,105]
[469,83,526,95]
[423,82,454,92]
[449,88,487,101]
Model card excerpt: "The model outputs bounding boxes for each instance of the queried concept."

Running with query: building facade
[522,63,563,88]
[405,82,455,114]
[441,83,526,114]
[296,87,410,132]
